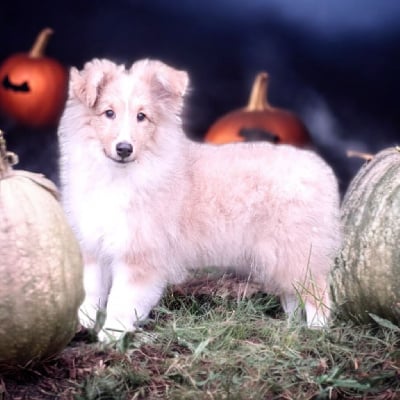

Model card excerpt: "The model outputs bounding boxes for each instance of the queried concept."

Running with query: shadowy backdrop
[1,0,400,193]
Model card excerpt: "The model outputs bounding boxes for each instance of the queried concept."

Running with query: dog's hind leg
[281,278,331,329]
[280,292,304,323]
[304,285,331,328]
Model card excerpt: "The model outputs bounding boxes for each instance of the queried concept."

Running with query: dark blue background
[1,0,400,193]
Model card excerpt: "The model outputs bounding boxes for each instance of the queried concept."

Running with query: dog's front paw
[97,328,120,343]
[97,327,129,344]
[79,302,104,330]
[96,315,136,343]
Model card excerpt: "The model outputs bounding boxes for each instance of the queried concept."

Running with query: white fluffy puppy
[58,58,341,341]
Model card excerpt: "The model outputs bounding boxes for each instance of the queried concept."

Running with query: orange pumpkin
[205,72,311,147]
[0,28,68,128]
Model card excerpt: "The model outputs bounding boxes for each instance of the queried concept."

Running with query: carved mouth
[2,75,30,92]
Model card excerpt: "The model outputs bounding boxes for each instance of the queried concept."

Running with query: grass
[1,273,400,399]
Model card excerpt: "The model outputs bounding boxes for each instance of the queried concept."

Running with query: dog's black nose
[116,141,133,159]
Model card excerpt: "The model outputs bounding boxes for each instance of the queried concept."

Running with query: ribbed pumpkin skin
[331,147,400,324]
[0,169,84,367]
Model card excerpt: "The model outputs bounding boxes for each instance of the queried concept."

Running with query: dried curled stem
[0,130,18,178]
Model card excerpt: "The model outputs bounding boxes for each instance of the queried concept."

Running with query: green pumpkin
[0,131,84,368]
[331,147,400,324]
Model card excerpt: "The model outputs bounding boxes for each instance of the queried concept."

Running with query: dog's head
[66,58,189,165]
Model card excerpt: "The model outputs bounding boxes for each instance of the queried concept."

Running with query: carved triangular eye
[2,75,30,92]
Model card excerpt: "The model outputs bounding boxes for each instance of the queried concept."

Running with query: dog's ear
[153,62,189,99]
[69,59,124,107]
[131,60,189,112]
[151,62,189,114]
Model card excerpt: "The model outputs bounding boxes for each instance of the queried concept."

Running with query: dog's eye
[104,109,116,119]
[137,112,146,122]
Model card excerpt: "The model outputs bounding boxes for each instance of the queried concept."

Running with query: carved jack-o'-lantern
[205,72,311,147]
[0,28,68,128]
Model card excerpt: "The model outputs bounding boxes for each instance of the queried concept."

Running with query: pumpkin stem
[346,150,374,162]
[0,130,18,178]
[245,72,273,112]
[29,28,54,58]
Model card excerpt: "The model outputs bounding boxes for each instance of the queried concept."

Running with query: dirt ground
[0,274,264,400]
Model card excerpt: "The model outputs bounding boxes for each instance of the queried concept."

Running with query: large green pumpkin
[331,147,400,324]
[0,130,84,368]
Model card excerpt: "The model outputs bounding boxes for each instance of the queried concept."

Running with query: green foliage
[75,283,400,399]
[76,362,150,400]
[2,276,399,399]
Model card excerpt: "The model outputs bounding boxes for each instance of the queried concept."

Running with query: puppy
[58,58,341,341]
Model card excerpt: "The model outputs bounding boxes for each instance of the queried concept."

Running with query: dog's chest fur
[66,158,183,268]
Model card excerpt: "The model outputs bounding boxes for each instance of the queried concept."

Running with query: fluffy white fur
[58,58,341,341]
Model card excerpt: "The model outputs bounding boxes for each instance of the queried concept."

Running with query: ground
[1,274,399,400]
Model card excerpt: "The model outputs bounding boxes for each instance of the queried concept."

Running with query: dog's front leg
[79,255,111,329]
[98,261,165,342]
